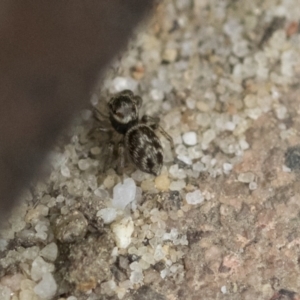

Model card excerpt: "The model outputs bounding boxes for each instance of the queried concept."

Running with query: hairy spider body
[126,124,163,176]
[92,90,174,176]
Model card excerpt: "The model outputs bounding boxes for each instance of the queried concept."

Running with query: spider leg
[141,115,176,158]
[93,106,109,122]
[87,124,112,138]
[133,95,143,109]
[101,141,114,172]
[116,141,125,175]
[141,115,159,126]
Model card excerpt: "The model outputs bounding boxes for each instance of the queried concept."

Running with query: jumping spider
[91,90,175,176]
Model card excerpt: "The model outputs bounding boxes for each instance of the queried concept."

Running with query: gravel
[2,0,300,299]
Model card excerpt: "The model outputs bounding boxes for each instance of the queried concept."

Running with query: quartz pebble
[112,178,136,210]
[169,164,186,179]
[40,243,58,262]
[249,182,258,190]
[31,257,55,281]
[223,163,233,174]
[221,286,227,294]
[1,273,23,292]
[150,89,164,101]
[238,172,255,183]
[101,280,117,296]
[202,129,216,146]
[78,159,90,171]
[61,165,71,177]
[33,273,57,299]
[275,105,287,120]
[0,285,11,300]
[169,180,186,191]
[186,190,204,205]
[97,208,117,224]
[182,131,198,146]
[112,76,138,92]
[111,217,134,249]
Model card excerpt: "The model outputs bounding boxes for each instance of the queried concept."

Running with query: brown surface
[0,1,154,214]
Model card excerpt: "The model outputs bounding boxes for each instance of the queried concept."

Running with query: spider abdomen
[125,124,163,176]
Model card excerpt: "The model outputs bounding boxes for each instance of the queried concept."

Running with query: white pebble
[249,182,257,190]
[90,93,98,106]
[33,273,57,299]
[275,105,287,120]
[129,261,142,272]
[223,163,233,174]
[100,280,117,296]
[150,89,164,101]
[130,271,144,284]
[154,245,166,261]
[221,285,227,294]
[112,178,136,210]
[160,269,169,279]
[196,113,210,127]
[186,190,204,205]
[233,40,249,57]
[238,172,255,183]
[31,257,55,281]
[193,162,205,172]
[202,129,216,145]
[97,208,117,224]
[246,107,262,120]
[188,146,202,160]
[0,285,11,300]
[94,188,109,199]
[61,165,70,178]
[56,195,64,203]
[112,76,138,93]
[169,164,186,179]
[239,139,249,150]
[131,170,147,182]
[282,165,291,173]
[40,243,58,262]
[186,97,196,109]
[35,223,48,240]
[225,122,235,131]
[169,180,186,191]
[111,217,134,249]
[78,159,90,171]
[177,154,192,165]
[182,131,198,146]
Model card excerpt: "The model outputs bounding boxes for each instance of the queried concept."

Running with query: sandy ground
[1,0,300,299]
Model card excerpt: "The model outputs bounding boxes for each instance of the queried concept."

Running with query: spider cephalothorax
[92,90,174,176]
[108,90,141,134]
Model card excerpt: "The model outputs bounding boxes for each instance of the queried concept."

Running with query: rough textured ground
[1,0,300,299]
